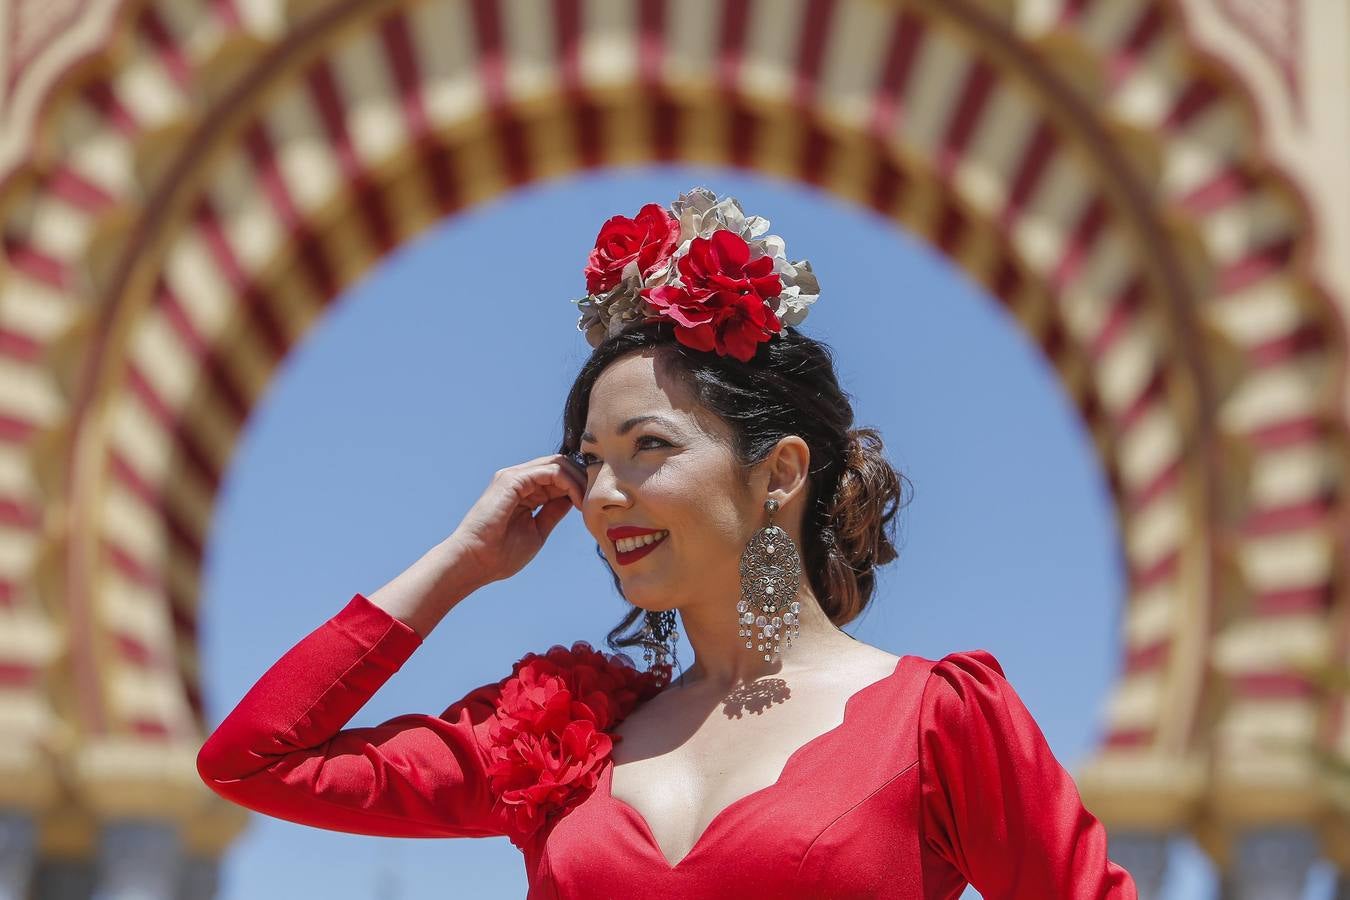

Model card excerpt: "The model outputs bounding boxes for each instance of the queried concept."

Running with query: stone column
[177,855,220,900]
[1218,827,1319,900]
[31,856,96,899]
[1108,830,1169,900]
[0,812,35,900]
[90,820,182,900]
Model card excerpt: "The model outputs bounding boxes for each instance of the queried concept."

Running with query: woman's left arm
[918,649,1138,898]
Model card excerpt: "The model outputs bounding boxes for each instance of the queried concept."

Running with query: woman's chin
[626,590,675,614]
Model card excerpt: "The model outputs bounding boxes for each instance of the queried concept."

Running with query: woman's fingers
[553,456,586,508]
[533,495,573,539]
[512,459,583,512]
[445,453,589,586]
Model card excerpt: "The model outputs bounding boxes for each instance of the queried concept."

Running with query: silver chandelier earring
[642,608,678,675]
[738,497,802,661]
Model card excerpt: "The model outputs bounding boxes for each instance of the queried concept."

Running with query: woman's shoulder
[914,648,1011,707]
[450,639,670,724]
[838,638,1003,674]
[447,639,670,847]
[920,647,1006,679]
[913,647,1050,747]
[516,639,671,695]
[842,642,1006,691]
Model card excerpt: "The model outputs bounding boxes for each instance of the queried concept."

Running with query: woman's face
[577,350,760,611]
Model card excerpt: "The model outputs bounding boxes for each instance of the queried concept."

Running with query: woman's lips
[616,532,668,565]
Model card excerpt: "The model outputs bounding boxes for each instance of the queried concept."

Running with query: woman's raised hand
[449,454,588,586]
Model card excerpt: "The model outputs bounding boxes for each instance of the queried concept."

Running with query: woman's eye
[578,436,670,466]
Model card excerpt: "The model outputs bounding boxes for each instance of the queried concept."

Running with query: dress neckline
[602,654,909,871]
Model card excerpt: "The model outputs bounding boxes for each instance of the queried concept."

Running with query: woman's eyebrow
[580,414,681,444]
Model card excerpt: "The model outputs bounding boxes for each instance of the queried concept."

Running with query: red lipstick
[613,530,669,565]
[607,526,664,540]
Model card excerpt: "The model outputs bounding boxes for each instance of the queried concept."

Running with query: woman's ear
[761,436,811,504]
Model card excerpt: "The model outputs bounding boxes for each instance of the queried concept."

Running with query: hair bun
[844,429,866,464]
[826,426,903,574]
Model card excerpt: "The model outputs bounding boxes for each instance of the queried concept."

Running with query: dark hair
[557,320,910,671]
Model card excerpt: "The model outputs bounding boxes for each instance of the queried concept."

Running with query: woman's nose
[586,462,630,507]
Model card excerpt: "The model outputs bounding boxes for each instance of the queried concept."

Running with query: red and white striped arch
[0,0,1343,851]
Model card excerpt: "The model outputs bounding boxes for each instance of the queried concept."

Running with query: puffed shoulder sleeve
[196,592,506,839]
[918,649,1138,898]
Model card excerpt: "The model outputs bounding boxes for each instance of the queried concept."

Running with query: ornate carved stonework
[1217,0,1303,117]
[0,0,128,191]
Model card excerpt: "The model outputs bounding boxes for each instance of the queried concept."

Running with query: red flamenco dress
[197,593,1139,898]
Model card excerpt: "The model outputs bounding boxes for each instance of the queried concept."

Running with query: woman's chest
[531,656,942,899]
[537,757,923,898]
[605,655,909,861]
[604,681,880,866]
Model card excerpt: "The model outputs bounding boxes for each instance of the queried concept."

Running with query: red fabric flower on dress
[483,641,670,848]
[641,230,784,362]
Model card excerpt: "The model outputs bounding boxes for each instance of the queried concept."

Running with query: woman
[197,188,1138,898]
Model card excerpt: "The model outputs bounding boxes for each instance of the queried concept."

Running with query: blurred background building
[0,0,1346,896]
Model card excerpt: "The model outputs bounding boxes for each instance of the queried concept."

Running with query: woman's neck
[669,586,855,691]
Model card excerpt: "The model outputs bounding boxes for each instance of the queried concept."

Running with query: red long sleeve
[196,592,507,839]
[918,650,1138,898]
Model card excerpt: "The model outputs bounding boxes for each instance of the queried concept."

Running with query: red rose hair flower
[483,641,670,848]
[641,230,784,362]
[572,187,821,358]
[583,203,681,296]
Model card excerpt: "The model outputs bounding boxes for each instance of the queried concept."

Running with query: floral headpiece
[482,640,670,848]
[573,186,822,362]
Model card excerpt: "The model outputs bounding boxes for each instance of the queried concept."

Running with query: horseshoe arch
[0,0,1344,894]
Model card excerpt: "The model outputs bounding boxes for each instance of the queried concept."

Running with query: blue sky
[198,169,1326,897]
